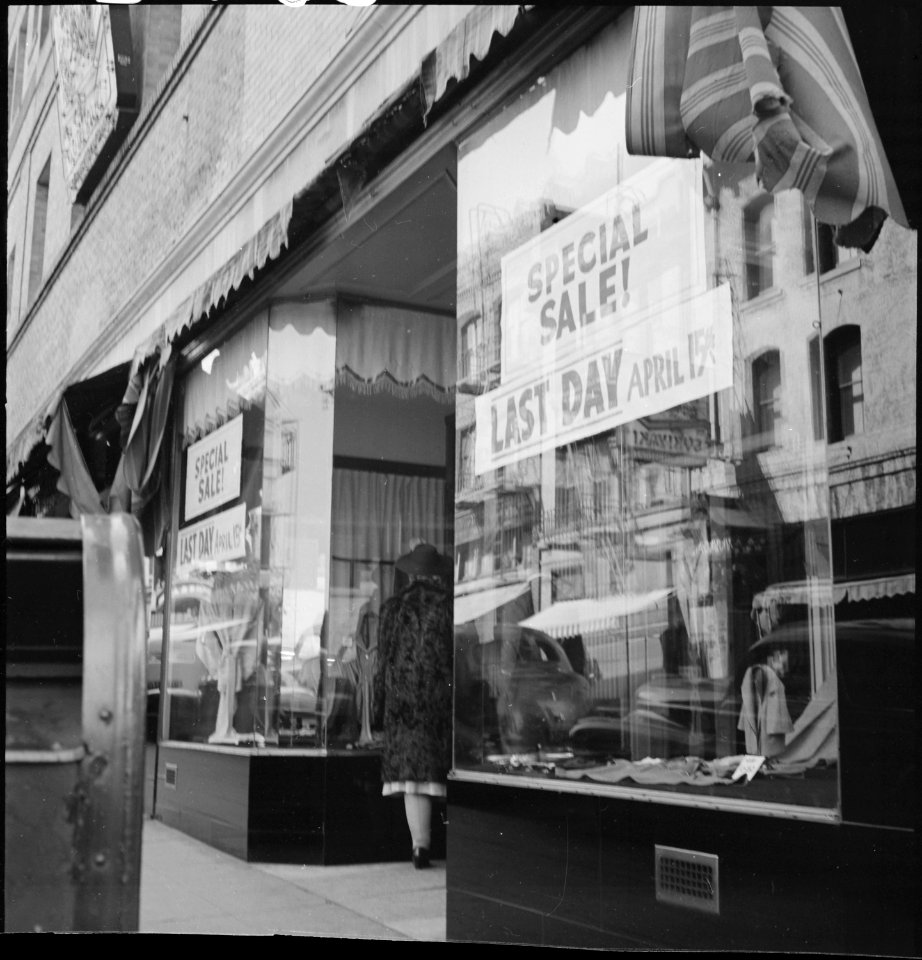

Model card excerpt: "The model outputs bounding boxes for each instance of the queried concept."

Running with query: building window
[809,326,864,442]
[809,335,825,440]
[460,315,480,381]
[825,325,864,441]
[752,349,782,447]
[28,157,52,305]
[744,194,774,299]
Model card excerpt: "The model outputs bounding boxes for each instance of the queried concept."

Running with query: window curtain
[335,301,455,402]
[331,466,447,579]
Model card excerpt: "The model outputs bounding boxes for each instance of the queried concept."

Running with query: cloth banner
[625,6,909,250]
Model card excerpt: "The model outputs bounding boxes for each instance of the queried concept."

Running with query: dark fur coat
[372,578,453,785]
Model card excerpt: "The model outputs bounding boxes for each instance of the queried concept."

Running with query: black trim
[333,455,445,478]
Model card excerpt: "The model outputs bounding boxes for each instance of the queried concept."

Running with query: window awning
[521,588,673,638]
[454,581,533,626]
[625,6,909,251]
[421,5,530,118]
[752,573,915,611]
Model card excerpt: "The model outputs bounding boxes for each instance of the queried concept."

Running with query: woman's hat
[395,542,451,579]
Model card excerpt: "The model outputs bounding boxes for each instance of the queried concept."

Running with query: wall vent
[655,845,719,915]
[164,762,178,788]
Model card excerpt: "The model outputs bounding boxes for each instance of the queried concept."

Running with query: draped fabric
[46,397,106,517]
[331,467,447,570]
[116,349,177,555]
[625,6,909,251]
[335,301,455,402]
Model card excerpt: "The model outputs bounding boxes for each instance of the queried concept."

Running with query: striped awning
[625,6,909,251]
[521,588,673,638]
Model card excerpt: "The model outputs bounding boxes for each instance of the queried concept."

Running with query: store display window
[160,298,454,749]
[451,15,848,811]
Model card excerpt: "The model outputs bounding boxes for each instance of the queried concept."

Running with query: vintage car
[489,624,593,754]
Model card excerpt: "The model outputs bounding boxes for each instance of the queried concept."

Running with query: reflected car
[491,624,592,754]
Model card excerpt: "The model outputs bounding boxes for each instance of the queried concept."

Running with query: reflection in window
[810,326,864,442]
[825,326,864,441]
[752,349,782,447]
[744,195,774,299]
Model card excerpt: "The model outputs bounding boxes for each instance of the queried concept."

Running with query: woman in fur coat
[373,542,453,868]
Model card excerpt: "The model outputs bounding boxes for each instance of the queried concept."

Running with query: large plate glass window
[451,14,857,812]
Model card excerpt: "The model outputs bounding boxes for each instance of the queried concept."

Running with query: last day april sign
[474,284,733,474]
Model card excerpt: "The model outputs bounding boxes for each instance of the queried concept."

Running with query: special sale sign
[474,161,729,475]
[474,284,733,474]
[184,414,243,522]
[499,160,707,380]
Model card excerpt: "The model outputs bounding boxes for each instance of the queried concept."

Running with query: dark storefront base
[153,745,445,865]
[446,779,916,954]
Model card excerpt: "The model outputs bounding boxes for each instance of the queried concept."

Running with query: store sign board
[499,160,707,380]
[474,284,733,474]
[624,422,711,466]
[184,415,243,521]
[176,502,248,576]
[51,5,138,205]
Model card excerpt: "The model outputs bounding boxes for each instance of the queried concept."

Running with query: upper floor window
[809,325,864,442]
[28,156,52,306]
[752,349,782,447]
[804,211,861,277]
[826,325,864,441]
[744,195,774,299]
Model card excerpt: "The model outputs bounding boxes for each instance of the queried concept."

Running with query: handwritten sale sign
[474,284,733,474]
[499,159,706,380]
[184,414,243,522]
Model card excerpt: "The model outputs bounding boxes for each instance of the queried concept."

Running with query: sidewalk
[139,815,446,939]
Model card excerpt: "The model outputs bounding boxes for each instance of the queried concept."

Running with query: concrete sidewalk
[139,815,446,939]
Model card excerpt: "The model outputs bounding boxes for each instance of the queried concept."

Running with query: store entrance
[272,145,458,752]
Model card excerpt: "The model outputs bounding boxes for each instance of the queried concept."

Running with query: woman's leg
[403,792,432,849]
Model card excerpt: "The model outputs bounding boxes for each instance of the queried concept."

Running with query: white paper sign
[731,755,766,783]
[500,160,706,380]
[175,502,248,575]
[474,283,733,474]
[184,414,243,521]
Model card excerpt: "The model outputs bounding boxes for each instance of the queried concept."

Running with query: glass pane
[264,301,337,747]
[452,14,841,810]
[165,314,270,745]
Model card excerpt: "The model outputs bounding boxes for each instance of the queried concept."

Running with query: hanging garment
[738,663,793,756]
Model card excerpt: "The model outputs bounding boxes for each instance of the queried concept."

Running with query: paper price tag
[731,755,765,783]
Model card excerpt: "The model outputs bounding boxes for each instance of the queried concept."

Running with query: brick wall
[7,4,459,453]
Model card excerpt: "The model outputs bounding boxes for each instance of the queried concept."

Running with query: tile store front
[15,5,914,952]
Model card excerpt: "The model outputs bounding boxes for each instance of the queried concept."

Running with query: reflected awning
[625,6,908,251]
[454,581,533,626]
[752,573,915,611]
[521,588,673,638]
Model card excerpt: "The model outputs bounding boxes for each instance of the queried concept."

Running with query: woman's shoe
[412,846,431,869]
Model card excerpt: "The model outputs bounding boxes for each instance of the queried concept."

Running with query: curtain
[335,301,455,402]
[331,467,447,569]
[625,6,909,251]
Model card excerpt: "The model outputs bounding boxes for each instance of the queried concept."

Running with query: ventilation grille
[655,845,719,915]
[164,762,178,788]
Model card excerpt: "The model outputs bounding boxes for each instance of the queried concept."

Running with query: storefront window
[164,313,273,745]
[161,296,454,750]
[452,16,844,811]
